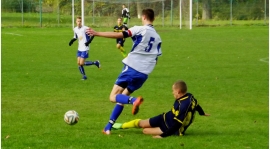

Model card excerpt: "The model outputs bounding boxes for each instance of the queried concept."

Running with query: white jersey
[73,26,90,51]
[122,25,162,75]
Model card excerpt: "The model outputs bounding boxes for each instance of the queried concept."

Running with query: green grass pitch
[1,26,269,149]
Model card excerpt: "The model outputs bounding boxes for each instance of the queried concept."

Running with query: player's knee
[109,94,117,102]
[142,129,149,134]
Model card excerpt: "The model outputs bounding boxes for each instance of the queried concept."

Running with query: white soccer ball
[64,110,79,125]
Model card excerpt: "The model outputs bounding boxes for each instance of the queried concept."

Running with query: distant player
[113,18,128,58]
[86,8,162,135]
[69,16,100,80]
[121,4,130,27]
[113,80,210,138]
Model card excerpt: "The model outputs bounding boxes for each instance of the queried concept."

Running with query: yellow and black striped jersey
[160,93,206,137]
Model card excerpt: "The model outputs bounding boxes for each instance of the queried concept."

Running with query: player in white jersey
[86,8,162,135]
[69,17,100,80]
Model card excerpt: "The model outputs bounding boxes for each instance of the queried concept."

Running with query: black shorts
[116,39,125,47]
[149,114,168,133]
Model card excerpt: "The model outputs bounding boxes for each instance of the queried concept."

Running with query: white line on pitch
[259,57,269,63]
[4,33,23,36]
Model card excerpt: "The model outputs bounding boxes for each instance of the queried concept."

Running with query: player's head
[76,16,82,27]
[141,8,155,23]
[172,80,187,99]
[117,18,122,25]
[122,4,126,8]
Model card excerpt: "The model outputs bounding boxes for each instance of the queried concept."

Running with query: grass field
[1,25,269,149]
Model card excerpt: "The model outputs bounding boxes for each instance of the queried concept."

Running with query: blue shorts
[115,65,148,93]
[77,51,89,59]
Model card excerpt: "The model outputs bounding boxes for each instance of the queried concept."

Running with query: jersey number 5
[145,37,155,52]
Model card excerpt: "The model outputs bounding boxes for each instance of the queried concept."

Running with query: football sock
[78,66,85,75]
[115,94,136,104]
[122,119,141,129]
[104,104,124,131]
[119,46,127,57]
[84,61,94,66]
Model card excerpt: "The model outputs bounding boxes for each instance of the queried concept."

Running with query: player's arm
[69,32,77,46]
[87,28,131,39]
[85,36,95,46]
[196,104,210,116]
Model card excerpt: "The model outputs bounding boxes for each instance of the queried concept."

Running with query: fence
[1,0,269,28]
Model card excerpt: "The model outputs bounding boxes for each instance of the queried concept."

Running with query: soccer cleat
[112,123,123,129]
[132,96,144,115]
[102,129,111,135]
[95,60,101,69]
[81,75,87,80]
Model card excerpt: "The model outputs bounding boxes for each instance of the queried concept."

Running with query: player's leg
[113,66,148,115]
[78,57,87,80]
[82,51,100,68]
[142,114,165,135]
[116,40,126,58]
[103,85,126,135]
[142,127,163,135]
[77,51,87,80]
[123,17,128,27]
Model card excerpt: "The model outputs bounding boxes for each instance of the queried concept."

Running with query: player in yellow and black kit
[112,80,210,138]
[114,18,128,57]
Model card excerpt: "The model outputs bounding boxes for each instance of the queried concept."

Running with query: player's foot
[95,60,101,69]
[81,75,87,80]
[132,96,144,115]
[112,123,123,129]
[102,129,111,135]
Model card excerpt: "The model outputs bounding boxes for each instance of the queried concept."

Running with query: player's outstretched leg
[132,96,144,115]
[102,104,124,135]
[115,95,144,115]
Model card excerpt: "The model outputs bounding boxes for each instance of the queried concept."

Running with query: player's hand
[204,113,210,116]
[69,38,76,46]
[69,40,73,46]
[152,135,162,139]
[85,42,89,47]
[86,28,96,36]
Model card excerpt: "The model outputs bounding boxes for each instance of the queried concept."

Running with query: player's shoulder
[82,26,89,29]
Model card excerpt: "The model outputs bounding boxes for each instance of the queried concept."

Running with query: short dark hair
[174,80,187,94]
[142,8,155,22]
[76,16,82,20]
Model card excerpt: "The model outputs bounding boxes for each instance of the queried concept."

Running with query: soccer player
[113,18,128,58]
[86,8,162,135]
[112,80,210,138]
[121,4,130,27]
[69,16,100,80]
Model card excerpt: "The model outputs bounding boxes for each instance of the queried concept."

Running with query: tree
[202,0,212,20]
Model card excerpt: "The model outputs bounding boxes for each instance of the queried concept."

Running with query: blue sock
[79,66,85,75]
[104,104,124,131]
[115,94,137,104]
[84,61,94,66]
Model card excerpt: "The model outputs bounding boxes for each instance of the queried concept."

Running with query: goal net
[72,0,193,29]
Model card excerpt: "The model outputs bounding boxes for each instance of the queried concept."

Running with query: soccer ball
[64,110,79,125]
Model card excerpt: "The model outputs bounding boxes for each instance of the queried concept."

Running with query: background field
[1,25,269,149]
